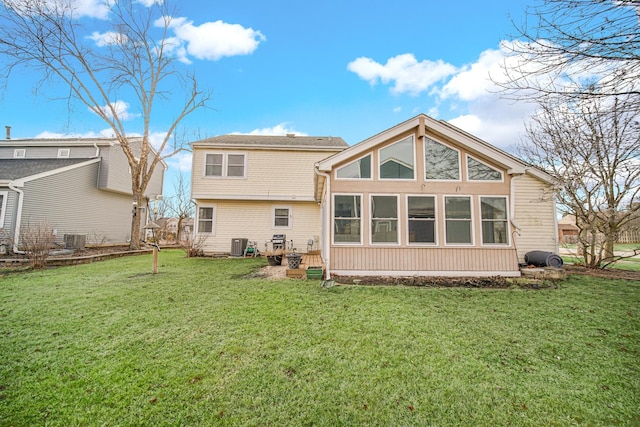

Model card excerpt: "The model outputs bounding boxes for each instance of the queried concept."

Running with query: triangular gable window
[467,156,503,181]
[336,154,371,179]
[379,136,415,180]
[425,138,460,180]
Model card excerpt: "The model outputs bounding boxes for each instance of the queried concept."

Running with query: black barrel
[524,250,564,268]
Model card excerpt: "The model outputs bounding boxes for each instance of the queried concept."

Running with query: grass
[1,250,639,426]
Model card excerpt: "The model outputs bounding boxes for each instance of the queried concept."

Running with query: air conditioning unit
[64,234,86,250]
[231,238,248,257]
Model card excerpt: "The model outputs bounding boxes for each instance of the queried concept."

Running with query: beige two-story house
[315,114,558,278]
[190,134,348,254]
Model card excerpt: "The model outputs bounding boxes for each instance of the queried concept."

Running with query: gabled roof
[0,158,99,183]
[191,134,348,151]
[316,114,554,184]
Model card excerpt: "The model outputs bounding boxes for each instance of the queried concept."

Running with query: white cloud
[166,152,193,173]
[88,31,127,47]
[347,53,457,95]
[233,123,308,136]
[136,0,162,6]
[34,128,116,138]
[157,16,265,63]
[89,100,138,121]
[439,48,506,101]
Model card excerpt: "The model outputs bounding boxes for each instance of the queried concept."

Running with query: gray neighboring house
[0,136,166,252]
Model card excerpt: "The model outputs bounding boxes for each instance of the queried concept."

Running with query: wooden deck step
[285,252,323,279]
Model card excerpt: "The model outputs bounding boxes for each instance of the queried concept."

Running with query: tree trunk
[130,193,144,250]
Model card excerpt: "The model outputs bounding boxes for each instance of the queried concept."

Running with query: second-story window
[204,153,246,178]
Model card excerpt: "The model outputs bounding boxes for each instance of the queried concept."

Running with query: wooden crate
[286,268,305,279]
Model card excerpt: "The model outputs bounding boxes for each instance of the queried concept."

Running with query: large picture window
[379,136,414,179]
[334,195,361,243]
[468,156,503,181]
[445,196,472,244]
[336,154,372,179]
[425,138,460,180]
[204,153,246,178]
[408,196,436,244]
[371,195,399,244]
[481,197,509,244]
[197,206,215,233]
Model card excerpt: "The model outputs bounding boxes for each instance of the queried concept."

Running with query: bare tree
[499,0,640,110]
[520,95,640,268]
[18,220,56,269]
[0,0,209,249]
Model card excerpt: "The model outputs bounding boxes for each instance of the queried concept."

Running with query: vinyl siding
[512,174,558,261]
[0,189,18,238]
[20,163,135,244]
[96,142,164,196]
[192,149,340,199]
[0,145,97,159]
[196,200,321,254]
[98,145,133,194]
[331,246,519,276]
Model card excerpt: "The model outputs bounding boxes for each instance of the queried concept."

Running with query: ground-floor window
[331,193,508,247]
[371,195,398,244]
[197,206,215,233]
[481,196,509,244]
[273,206,291,228]
[445,196,473,244]
[408,195,436,244]
[334,194,361,243]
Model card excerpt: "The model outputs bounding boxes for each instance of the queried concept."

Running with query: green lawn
[1,250,639,426]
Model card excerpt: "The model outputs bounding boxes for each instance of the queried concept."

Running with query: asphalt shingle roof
[191,134,348,149]
[0,158,94,180]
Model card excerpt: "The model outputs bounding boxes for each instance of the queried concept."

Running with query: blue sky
[0,0,536,189]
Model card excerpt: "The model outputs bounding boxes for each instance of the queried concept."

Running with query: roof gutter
[8,181,25,253]
[314,166,331,280]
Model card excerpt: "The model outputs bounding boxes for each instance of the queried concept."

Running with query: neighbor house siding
[99,145,133,194]
[512,174,558,261]
[0,145,98,159]
[192,149,326,199]
[20,163,134,244]
[0,189,18,237]
[197,200,321,254]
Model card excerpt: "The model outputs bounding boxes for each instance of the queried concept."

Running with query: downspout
[314,167,332,280]
[8,181,25,253]
[510,173,524,264]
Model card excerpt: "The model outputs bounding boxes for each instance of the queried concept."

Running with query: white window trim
[272,205,292,229]
[444,194,474,246]
[13,149,25,158]
[0,191,7,227]
[370,194,400,246]
[57,148,71,158]
[332,193,363,246]
[424,136,462,182]
[196,203,217,235]
[479,195,511,246]
[335,153,374,181]
[378,135,417,181]
[466,155,504,182]
[406,194,438,246]
[203,151,247,179]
